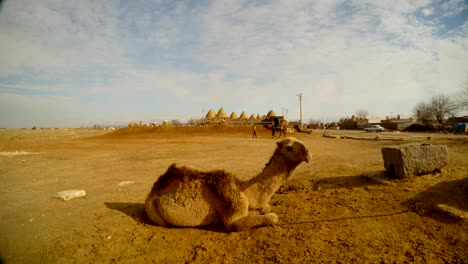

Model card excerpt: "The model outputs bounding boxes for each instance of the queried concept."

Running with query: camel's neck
[241,151,299,210]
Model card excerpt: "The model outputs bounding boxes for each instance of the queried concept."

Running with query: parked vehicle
[364,125,385,132]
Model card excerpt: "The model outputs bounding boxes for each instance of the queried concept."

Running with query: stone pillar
[381,143,448,178]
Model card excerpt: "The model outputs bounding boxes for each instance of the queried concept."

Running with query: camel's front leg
[229,211,279,231]
[258,204,271,214]
[220,194,279,231]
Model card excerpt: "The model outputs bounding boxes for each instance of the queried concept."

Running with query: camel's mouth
[304,151,312,163]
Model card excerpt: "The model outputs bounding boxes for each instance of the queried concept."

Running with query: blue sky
[0,0,467,128]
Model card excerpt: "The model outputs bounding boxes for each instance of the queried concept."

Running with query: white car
[364,125,385,132]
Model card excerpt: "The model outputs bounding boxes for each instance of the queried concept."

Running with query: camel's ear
[278,139,294,149]
[286,141,294,151]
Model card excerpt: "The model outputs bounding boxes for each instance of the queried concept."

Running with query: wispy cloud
[0,0,466,127]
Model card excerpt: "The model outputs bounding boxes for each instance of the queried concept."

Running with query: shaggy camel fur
[145,137,311,231]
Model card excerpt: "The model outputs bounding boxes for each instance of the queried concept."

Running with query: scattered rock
[381,143,448,178]
[55,190,86,201]
[0,151,41,156]
[322,132,337,138]
[118,181,135,187]
[434,204,468,220]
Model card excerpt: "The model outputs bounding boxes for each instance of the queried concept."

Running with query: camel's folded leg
[227,212,279,231]
[145,196,168,226]
[258,204,271,214]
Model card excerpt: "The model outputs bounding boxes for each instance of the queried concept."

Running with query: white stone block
[55,190,86,201]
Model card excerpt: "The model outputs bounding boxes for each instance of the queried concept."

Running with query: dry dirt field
[0,126,467,263]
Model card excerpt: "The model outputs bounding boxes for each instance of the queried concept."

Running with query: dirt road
[1,127,467,263]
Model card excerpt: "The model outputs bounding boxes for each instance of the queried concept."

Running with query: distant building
[230,112,239,120]
[357,119,381,129]
[380,119,415,131]
[266,110,276,117]
[239,111,248,120]
[202,107,278,125]
[205,109,216,123]
[446,116,468,132]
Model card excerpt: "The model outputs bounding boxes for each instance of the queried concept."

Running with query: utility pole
[297,93,303,127]
[202,108,205,125]
[282,107,288,119]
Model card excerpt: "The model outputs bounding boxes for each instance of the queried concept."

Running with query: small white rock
[0,151,40,156]
[434,204,468,220]
[118,181,134,187]
[55,190,86,201]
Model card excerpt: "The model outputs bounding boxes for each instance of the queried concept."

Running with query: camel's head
[276,137,311,164]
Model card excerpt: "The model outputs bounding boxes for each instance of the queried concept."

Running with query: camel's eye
[286,146,293,151]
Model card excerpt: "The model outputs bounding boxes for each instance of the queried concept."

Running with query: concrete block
[381,143,448,178]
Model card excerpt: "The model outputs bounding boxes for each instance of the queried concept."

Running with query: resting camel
[145,137,311,231]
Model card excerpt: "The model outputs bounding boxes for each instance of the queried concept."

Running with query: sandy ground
[0,127,467,263]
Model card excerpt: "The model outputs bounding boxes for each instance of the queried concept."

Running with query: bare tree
[414,94,457,123]
[413,101,433,121]
[355,109,369,119]
[457,77,468,111]
[171,119,181,125]
[308,119,322,128]
[431,95,457,123]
